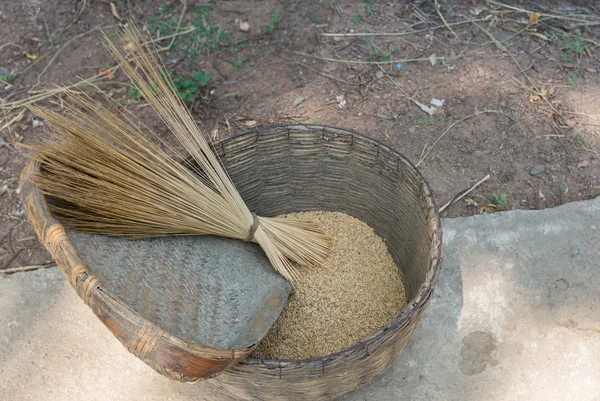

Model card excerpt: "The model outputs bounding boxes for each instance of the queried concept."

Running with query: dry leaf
[529,32,548,41]
[22,51,37,60]
[429,54,437,66]
[529,12,540,24]
[244,120,257,127]
[14,111,25,123]
[528,87,547,103]
[430,98,445,107]
[528,92,541,103]
[483,203,500,213]
[585,68,596,73]
[413,99,436,115]
[97,67,112,77]
[110,2,122,20]
[464,197,478,207]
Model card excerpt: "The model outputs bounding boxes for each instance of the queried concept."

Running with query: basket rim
[19,162,259,381]
[218,124,444,366]
[20,123,443,374]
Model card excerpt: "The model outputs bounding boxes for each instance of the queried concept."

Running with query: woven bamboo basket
[21,124,442,400]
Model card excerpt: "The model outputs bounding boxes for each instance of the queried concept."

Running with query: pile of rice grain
[252,211,407,360]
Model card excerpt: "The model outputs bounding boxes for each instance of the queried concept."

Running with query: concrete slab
[1,197,599,401]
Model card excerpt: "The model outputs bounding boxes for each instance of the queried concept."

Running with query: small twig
[1,73,110,111]
[472,22,561,117]
[439,174,491,213]
[0,108,26,133]
[1,262,57,274]
[485,0,600,25]
[1,248,23,270]
[31,25,106,91]
[42,16,55,48]
[377,66,431,112]
[416,110,501,167]
[140,28,196,49]
[156,0,188,51]
[294,51,445,65]
[53,0,88,42]
[434,0,460,41]
[16,236,36,243]
[0,42,24,52]
[0,225,15,244]
[295,62,359,85]
[1,25,195,112]
[522,60,535,73]
[7,226,15,255]
[321,19,484,38]
[381,35,424,50]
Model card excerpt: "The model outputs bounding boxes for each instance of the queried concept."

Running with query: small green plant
[158,5,172,17]
[416,117,432,126]
[128,70,210,104]
[313,120,322,125]
[369,45,400,63]
[559,184,568,194]
[127,86,143,102]
[491,193,507,208]
[352,14,362,24]
[0,72,16,83]
[148,7,232,68]
[265,13,281,34]
[547,29,586,63]
[175,71,211,103]
[370,49,390,62]
[567,70,583,85]
[363,0,375,16]
[379,110,405,131]
[233,56,251,69]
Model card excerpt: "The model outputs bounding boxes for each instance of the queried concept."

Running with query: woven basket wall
[20,165,292,382]
[208,125,443,400]
[20,124,442,400]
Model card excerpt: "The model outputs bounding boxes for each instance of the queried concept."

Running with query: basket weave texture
[210,125,442,400]
[20,125,442,400]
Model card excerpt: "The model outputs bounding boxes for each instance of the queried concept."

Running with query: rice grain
[252,211,407,360]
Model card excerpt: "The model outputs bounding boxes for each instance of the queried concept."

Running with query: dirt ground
[0,0,599,271]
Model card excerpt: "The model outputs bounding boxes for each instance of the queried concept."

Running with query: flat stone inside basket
[68,231,291,349]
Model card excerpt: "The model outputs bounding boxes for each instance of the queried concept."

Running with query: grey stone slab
[349,196,600,401]
[67,230,291,350]
[1,197,599,401]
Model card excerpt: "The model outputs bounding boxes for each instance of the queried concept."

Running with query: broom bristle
[23,22,331,284]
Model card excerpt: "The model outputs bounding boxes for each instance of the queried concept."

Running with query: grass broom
[21,23,331,284]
